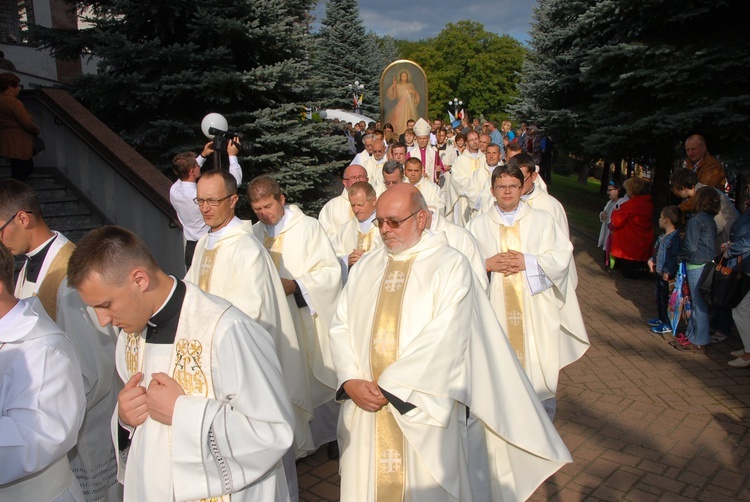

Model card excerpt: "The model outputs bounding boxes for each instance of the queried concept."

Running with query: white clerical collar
[26,233,57,259]
[265,207,292,237]
[358,212,376,233]
[148,276,177,327]
[467,151,481,158]
[374,156,386,166]
[494,202,521,226]
[206,216,242,249]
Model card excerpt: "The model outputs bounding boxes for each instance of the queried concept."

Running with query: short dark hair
[200,168,237,195]
[0,242,15,292]
[171,152,198,180]
[506,140,522,153]
[508,153,535,173]
[661,205,682,229]
[67,226,159,288]
[383,160,404,176]
[491,164,524,187]
[247,175,282,203]
[0,179,42,219]
[404,157,422,170]
[390,141,407,153]
[670,168,699,190]
[693,186,721,216]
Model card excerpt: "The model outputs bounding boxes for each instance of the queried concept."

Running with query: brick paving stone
[296,230,750,501]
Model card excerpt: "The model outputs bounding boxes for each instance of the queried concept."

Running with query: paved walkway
[298,230,750,501]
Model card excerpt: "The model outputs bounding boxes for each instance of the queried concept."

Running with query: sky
[312,0,538,43]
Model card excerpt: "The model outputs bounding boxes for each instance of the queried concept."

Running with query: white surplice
[318,189,353,240]
[413,177,446,214]
[467,203,589,401]
[1,297,86,501]
[447,151,485,226]
[185,220,314,457]
[252,205,342,447]
[428,209,488,292]
[15,232,119,501]
[330,232,571,501]
[113,283,293,502]
[330,214,382,284]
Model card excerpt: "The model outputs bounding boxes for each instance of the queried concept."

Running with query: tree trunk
[577,158,589,185]
[652,147,674,218]
[599,158,610,194]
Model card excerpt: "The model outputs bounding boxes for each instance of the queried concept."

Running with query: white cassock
[467,202,589,401]
[447,151,485,226]
[412,177,446,215]
[362,156,387,188]
[466,161,501,219]
[185,218,314,458]
[113,281,293,502]
[318,188,353,240]
[1,297,86,502]
[437,144,458,171]
[350,150,370,167]
[252,205,342,448]
[330,232,571,501]
[428,208,488,292]
[331,213,382,283]
[15,232,119,501]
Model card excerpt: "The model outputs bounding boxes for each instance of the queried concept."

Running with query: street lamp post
[448,97,463,122]
[349,80,364,114]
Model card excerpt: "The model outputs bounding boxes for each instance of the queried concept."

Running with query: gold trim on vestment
[125,331,143,376]
[198,247,220,292]
[356,228,375,252]
[500,223,526,368]
[263,235,285,271]
[173,339,208,396]
[370,257,414,502]
[35,241,75,321]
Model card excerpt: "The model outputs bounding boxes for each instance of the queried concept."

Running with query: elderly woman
[610,177,654,277]
[0,72,39,181]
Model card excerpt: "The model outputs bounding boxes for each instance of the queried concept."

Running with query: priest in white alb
[447,130,485,226]
[69,226,294,502]
[184,169,313,495]
[362,138,388,189]
[248,175,342,456]
[0,179,119,501]
[318,164,369,240]
[331,181,382,283]
[404,157,445,214]
[1,244,86,502]
[330,183,572,501]
[467,164,589,420]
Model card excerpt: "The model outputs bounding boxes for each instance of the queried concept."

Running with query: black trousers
[185,240,197,269]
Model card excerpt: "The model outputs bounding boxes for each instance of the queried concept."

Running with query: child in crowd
[647,206,682,334]
[672,187,720,353]
[598,181,620,265]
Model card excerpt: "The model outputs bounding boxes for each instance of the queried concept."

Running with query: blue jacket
[679,212,717,265]
[725,210,750,274]
[653,230,681,277]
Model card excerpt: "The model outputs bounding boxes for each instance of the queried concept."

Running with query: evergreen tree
[313,0,379,117]
[514,0,750,203]
[31,0,346,211]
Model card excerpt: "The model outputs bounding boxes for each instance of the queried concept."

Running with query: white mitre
[413,118,431,137]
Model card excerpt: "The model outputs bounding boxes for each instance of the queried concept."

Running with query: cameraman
[170,137,243,269]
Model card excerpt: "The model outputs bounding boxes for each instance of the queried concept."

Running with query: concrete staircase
[2,166,109,277]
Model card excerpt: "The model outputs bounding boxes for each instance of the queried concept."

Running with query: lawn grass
[547,173,607,238]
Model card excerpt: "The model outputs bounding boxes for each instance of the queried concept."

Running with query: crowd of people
[3,108,748,502]
[598,134,750,363]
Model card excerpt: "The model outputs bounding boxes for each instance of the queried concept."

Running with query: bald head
[685,134,708,163]
[372,139,386,161]
[376,183,428,254]
[343,164,368,188]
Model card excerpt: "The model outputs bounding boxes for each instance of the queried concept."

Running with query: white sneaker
[728,357,750,368]
[730,349,747,357]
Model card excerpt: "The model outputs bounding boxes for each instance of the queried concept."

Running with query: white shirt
[170,180,206,241]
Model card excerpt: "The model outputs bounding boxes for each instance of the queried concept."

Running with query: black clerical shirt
[145,278,186,344]
[24,235,57,283]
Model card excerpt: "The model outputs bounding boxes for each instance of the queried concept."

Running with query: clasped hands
[486,250,526,276]
[118,372,186,427]
[344,379,388,413]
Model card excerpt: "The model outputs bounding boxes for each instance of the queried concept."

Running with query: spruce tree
[31,0,346,212]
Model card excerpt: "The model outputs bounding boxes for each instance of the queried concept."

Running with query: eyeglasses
[193,196,232,206]
[493,184,522,192]
[383,180,402,186]
[373,209,421,229]
[0,211,32,234]
[343,175,367,182]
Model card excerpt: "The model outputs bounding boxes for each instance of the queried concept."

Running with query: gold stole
[500,222,526,368]
[198,247,220,292]
[356,227,375,252]
[35,241,75,322]
[263,234,285,271]
[469,157,480,173]
[370,256,414,502]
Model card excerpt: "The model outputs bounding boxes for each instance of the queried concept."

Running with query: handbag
[698,255,749,309]
[32,136,46,156]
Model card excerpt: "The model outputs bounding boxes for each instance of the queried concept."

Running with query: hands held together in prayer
[348,249,364,267]
[118,372,186,427]
[344,379,388,413]
[486,250,526,276]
